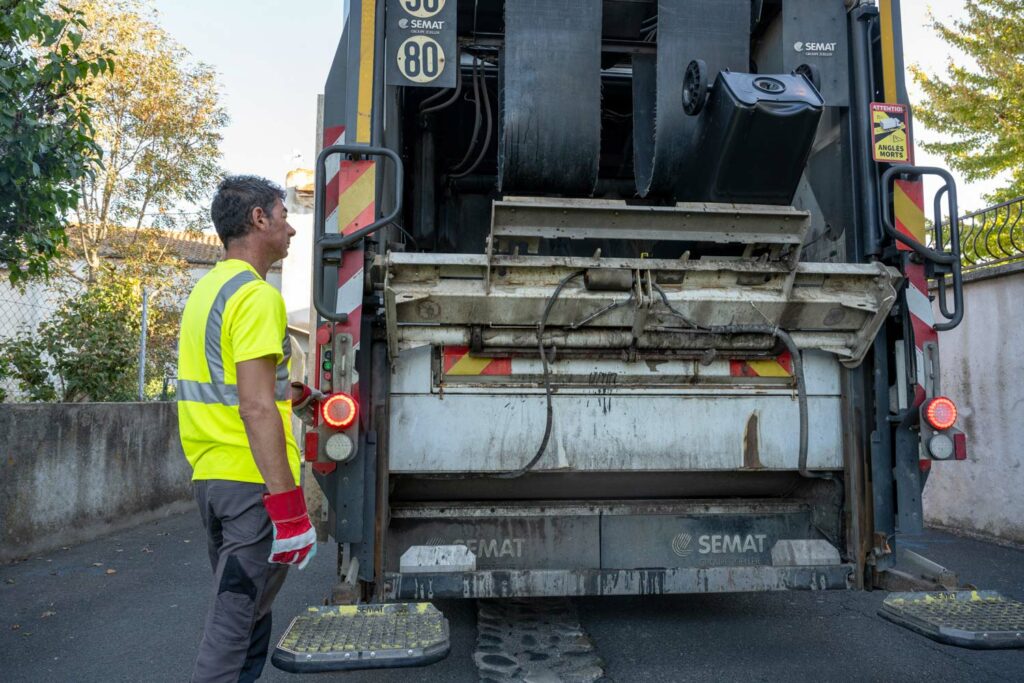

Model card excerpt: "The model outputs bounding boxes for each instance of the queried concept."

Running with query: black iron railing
[951,197,1024,272]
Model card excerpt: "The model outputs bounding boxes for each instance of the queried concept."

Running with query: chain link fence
[0,278,63,401]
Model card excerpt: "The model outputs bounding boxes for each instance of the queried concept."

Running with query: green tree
[0,0,111,284]
[911,0,1024,204]
[0,230,189,402]
[0,1,225,402]
[61,0,227,282]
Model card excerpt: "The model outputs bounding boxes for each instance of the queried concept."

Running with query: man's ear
[250,205,267,232]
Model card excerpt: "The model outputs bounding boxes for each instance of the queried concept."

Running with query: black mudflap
[271,602,450,673]
[880,591,1024,649]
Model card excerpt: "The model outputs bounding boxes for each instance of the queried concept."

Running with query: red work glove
[290,381,324,427]
[263,487,317,569]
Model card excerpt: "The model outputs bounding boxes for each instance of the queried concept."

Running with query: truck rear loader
[270,0,1024,672]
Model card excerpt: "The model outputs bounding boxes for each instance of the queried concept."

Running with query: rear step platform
[880,591,1024,649]
[271,603,450,673]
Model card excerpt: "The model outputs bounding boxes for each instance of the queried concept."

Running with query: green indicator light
[323,360,333,371]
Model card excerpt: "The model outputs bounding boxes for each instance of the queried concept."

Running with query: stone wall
[0,402,192,563]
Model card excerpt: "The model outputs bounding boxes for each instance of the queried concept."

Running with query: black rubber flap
[632,0,749,199]
[879,591,1024,650]
[499,0,602,196]
[271,603,450,672]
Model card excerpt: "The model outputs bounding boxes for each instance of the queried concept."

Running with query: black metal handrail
[880,166,964,331]
[951,196,1024,272]
[312,144,403,323]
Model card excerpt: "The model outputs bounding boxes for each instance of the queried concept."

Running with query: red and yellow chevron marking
[334,160,375,399]
[894,178,926,250]
[337,161,376,235]
[730,351,793,378]
[879,0,936,418]
[442,346,512,376]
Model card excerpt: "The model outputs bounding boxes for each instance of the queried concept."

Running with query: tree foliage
[61,0,227,281]
[0,0,111,284]
[0,229,189,402]
[911,0,1024,204]
[1,1,227,402]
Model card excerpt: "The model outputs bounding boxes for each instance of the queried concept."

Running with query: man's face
[257,198,296,261]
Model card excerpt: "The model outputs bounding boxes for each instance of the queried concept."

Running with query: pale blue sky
[152,0,343,188]
[152,0,998,213]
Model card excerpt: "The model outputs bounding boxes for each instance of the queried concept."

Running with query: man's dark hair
[210,175,286,247]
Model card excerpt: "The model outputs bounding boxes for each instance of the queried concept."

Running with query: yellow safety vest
[176,259,300,485]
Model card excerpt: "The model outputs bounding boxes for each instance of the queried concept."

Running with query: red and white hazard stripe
[333,160,376,405]
[322,124,346,232]
[893,178,935,407]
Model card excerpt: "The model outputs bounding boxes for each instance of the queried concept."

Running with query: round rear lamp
[325,433,356,462]
[923,396,957,431]
[321,392,358,429]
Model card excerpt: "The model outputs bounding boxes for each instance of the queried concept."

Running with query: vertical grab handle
[932,186,964,331]
[313,144,403,323]
[879,165,964,331]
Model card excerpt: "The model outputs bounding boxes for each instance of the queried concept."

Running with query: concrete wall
[0,402,192,563]
[923,262,1024,545]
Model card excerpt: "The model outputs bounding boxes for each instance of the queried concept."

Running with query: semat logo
[795,40,837,56]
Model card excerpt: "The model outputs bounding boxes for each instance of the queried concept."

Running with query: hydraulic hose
[448,57,482,175]
[651,283,828,480]
[419,51,463,115]
[491,270,585,479]
[450,57,493,180]
[488,275,827,481]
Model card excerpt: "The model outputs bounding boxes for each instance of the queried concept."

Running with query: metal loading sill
[382,565,855,599]
[383,256,900,368]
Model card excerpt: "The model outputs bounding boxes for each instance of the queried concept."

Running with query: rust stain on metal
[743,411,762,469]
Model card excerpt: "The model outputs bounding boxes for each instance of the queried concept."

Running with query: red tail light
[923,396,957,431]
[954,432,968,461]
[321,392,358,429]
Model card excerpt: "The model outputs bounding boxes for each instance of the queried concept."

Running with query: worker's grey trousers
[191,480,289,683]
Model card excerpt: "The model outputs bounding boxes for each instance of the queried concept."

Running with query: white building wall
[282,186,314,332]
[923,263,1024,545]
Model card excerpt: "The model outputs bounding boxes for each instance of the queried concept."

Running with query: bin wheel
[795,63,822,93]
[682,59,708,116]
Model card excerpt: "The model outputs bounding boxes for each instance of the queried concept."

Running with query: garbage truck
[271,0,1023,672]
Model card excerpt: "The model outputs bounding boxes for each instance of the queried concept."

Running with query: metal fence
[953,197,1024,272]
[0,279,62,401]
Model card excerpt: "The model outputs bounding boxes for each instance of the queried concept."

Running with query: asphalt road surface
[2,510,1022,682]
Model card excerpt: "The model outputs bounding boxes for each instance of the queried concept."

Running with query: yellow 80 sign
[400,0,444,19]
[396,36,445,84]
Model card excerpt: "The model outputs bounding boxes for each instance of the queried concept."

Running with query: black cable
[651,282,699,328]
[391,223,420,252]
[419,87,449,110]
[651,282,827,480]
[451,57,493,180]
[420,52,463,115]
[491,270,585,479]
[448,56,482,174]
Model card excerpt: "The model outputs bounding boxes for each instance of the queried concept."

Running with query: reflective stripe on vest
[179,270,291,405]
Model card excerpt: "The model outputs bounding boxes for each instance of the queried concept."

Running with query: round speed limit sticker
[396,36,446,84]
[399,0,445,19]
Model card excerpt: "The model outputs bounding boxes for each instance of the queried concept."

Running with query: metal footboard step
[271,603,450,672]
[880,591,1024,649]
